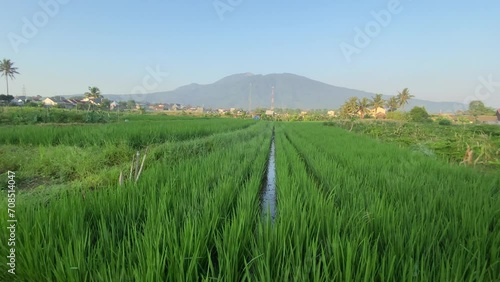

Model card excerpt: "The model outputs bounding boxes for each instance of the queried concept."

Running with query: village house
[42,97,75,108]
[266,110,275,116]
[168,103,183,111]
[81,97,102,106]
[110,101,119,111]
[369,107,386,115]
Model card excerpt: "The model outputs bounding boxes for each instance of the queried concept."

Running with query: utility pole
[271,86,275,111]
[248,82,252,115]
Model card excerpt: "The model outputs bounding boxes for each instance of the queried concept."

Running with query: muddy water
[261,132,276,221]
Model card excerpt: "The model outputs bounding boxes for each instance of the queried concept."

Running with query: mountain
[104,73,466,113]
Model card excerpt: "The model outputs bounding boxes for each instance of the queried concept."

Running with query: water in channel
[260,132,276,222]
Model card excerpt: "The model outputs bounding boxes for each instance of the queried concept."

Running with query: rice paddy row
[0,119,272,281]
[265,122,499,281]
[1,118,498,280]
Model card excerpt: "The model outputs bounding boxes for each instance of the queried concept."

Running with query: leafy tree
[386,97,399,112]
[26,101,39,107]
[408,106,431,122]
[468,100,495,116]
[100,98,111,111]
[0,94,14,102]
[127,100,136,110]
[0,59,20,95]
[357,97,372,119]
[372,94,385,110]
[396,88,414,111]
[118,101,127,111]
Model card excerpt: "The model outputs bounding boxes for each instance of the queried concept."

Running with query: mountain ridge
[103,73,466,113]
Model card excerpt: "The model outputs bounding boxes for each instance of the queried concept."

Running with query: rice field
[0,117,499,281]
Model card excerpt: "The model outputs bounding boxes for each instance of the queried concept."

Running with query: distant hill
[104,73,466,113]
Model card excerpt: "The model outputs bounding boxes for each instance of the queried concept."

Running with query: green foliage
[408,106,431,122]
[468,100,495,116]
[371,93,385,109]
[0,59,20,95]
[386,96,399,112]
[0,94,14,102]
[84,86,102,99]
[99,98,111,110]
[437,118,452,126]
[26,101,39,107]
[340,96,359,118]
[325,120,500,170]
[386,111,408,121]
[396,88,414,110]
[126,100,136,110]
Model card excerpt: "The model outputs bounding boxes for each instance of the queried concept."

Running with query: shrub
[438,118,452,126]
[408,107,431,122]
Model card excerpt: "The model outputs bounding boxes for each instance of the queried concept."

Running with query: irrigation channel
[260,128,277,221]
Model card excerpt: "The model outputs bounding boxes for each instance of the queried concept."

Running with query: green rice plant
[0,117,257,147]
[268,122,500,280]
[1,119,497,280]
[0,120,272,280]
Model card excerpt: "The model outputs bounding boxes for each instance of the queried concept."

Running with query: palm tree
[84,86,102,99]
[0,59,20,96]
[340,96,359,118]
[386,97,399,112]
[357,97,372,119]
[84,86,102,110]
[371,94,385,111]
[396,88,414,111]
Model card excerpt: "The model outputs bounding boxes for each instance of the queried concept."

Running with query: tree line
[339,88,414,118]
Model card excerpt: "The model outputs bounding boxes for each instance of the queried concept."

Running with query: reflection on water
[261,133,276,221]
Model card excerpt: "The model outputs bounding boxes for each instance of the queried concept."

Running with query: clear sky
[1,0,499,107]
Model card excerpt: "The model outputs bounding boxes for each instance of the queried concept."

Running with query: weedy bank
[325,120,500,170]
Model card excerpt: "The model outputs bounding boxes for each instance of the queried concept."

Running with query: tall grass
[0,120,271,280]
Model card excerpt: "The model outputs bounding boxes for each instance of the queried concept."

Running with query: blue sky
[0,0,499,107]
